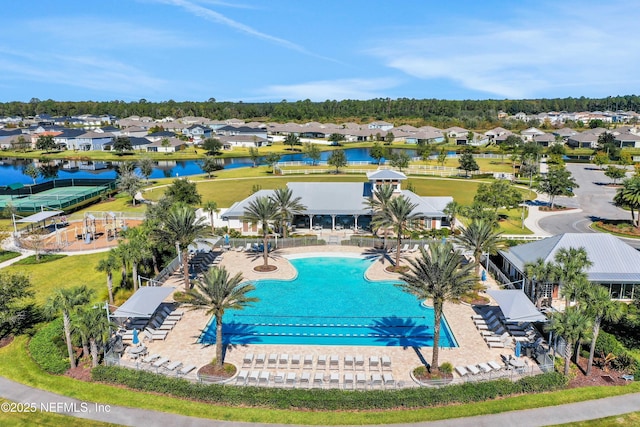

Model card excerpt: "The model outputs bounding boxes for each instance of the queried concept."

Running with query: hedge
[91,367,567,411]
[28,319,69,374]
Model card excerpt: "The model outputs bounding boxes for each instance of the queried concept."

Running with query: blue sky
[1,0,639,103]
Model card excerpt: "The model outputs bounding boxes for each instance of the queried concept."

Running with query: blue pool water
[199,255,457,347]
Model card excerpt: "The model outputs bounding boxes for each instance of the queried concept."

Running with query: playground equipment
[104,211,121,241]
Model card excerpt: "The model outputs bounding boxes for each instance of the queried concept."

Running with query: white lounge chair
[300,371,311,387]
[356,372,367,389]
[286,372,297,387]
[142,354,161,364]
[255,353,266,367]
[258,371,270,385]
[236,370,248,384]
[344,373,354,389]
[317,355,327,369]
[478,362,492,374]
[381,356,392,371]
[355,355,365,370]
[267,353,278,368]
[488,340,506,348]
[329,372,340,386]
[303,355,314,369]
[408,244,419,253]
[273,372,285,386]
[488,361,502,371]
[383,373,395,387]
[369,355,380,370]
[455,366,469,377]
[313,372,325,387]
[290,354,301,368]
[371,373,383,388]
[152,357,170,368]
[165,361,182,372]
[247,371,259,384]
[279,353,289,367]
[466,365,481,376]
[242,353,254,368]
[329,355,339,369]
[344,355,354,370]
[177,364,196,376]
[400,244,410,253]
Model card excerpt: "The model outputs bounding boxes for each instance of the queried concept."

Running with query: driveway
[537,162,639,247]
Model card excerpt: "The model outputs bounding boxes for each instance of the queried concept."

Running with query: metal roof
[112,286,175,318]
[487,290,548,322]
[366,170,407,181]
[499,233,640,283]
[15,210,63,223]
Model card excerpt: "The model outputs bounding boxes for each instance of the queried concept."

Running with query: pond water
[0,147,419,184]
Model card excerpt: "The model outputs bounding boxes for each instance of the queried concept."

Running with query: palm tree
[44,286,94,369]
[548,307,592,375]
[202,200,219,234]
[179,267,257,368]
[399,241,476,372]
[454,219,503,276]
[73,305,113,367]
[156,204,210,290]
[443,200,461,231]
[242,196,279,268]
[96,251,118,305]
[554,247,592,307]
[524,258,556,308]
[614,176,640,229]
[583,286,623,376]
[366,184,396,250]
[270,187,306,238]
[373,195,418,269]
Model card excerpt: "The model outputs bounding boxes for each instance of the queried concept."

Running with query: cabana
[487,290,548,323]
[112,287,175,319]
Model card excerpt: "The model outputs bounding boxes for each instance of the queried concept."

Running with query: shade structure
[132,328,140,345]
[15,210,63,223]
[112,287,175,319]
[486,289,547,323]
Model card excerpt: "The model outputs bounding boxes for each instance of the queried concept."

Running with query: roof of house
[366,170,407,181]
[499,233,640,283]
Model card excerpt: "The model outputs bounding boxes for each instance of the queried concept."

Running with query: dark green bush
[28,319,69,374]
[595,331,625,356]
[91,367,567,410]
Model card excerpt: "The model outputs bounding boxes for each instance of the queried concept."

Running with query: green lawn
[2,336,640,425]
[2,252,108,304]
[0,251,21,263]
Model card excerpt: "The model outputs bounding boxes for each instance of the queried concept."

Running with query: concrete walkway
[0,376,638,427]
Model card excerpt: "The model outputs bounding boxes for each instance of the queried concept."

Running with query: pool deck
[133,246,540,387]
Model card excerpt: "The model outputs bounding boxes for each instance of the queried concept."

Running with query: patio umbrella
[481,270,487,281]
[132,328,140,346]
[514,340,521,358]
[224,234,230,246]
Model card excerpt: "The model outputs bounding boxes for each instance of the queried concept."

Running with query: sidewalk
[0,376,638,427]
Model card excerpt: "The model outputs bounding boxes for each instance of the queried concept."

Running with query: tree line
[2,95,640,128]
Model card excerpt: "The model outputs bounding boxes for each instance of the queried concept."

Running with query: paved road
[538,162,639,247]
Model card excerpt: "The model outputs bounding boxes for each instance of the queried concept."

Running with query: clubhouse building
[219,170,452,234]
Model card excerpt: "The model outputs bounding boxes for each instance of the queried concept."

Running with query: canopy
[486,290,548,323]
[15,211,63,223]
[112,286,175,318]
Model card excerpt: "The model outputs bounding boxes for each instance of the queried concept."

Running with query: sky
[1,0,639,103]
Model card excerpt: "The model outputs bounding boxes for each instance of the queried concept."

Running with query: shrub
[439,362,453,375]
[413,366,427,377]
[28,319,69,374]
[595,331,625,356]
[91,367,567,411]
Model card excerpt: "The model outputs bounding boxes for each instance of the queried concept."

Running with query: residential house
[532,133,556,147]
[146,137,186,153]
[567,132,599,149]
[182,125,212,141]
[367,121,394,131]
[219,134,269,148]
[521,127,545,141]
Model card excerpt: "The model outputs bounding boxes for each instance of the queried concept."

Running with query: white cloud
[368,2,640,98]
[255,78,401,102]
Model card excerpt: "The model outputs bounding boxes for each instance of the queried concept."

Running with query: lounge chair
[152,357,170,368]
[242,353,254,368]
[313,372,325,387]
[371,373,383,388]
[258,371,270,385]
[488,361,502,371]
[455,366,469,377]
[381,356,392,371]
[144,327,168,341]
[356,372,367,389]
[488,340,506,348]
[329,372,340,386]
[408,244,419,253]
[355,355,365,370]
[236,370,248,385]
[344,355,354,370]
[255,353,266,367]
[267,353,278,368]
[273,372,285,386]
[142,354,161,364]
[300,372,311,387]
[317,355,327,369]
[303,355,314,369]
[244,243,253,252]
[466,365,481,376]
[383,373,395,387]
[236,245,244,252]
[290,354,301,368]
[247,371,259,384]
[369,355,380,370]
[286,372,297,387]
[329,355,339,369]
[399,244,410,253]
[344,373,354,389]
[279,353,289,367]
[478,362,492,374]
[165,361,182,372]
[177,364,196,376]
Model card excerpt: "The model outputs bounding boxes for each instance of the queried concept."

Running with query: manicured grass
[553,412,640,426]
[2,336,640,425]
[12,254,67,265]
[0,398,118,427]
[2,253,107,304]
[0,251,21,263]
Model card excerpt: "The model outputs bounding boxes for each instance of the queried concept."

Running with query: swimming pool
[199,255,457,347]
